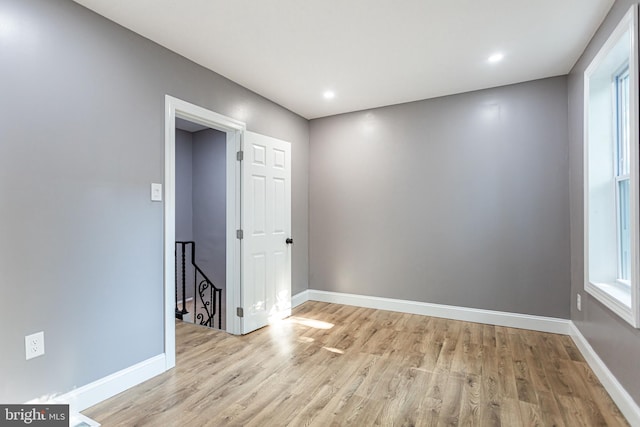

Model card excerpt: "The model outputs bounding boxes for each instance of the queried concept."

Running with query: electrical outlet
[25,331,45,360]
[577,293,582,312]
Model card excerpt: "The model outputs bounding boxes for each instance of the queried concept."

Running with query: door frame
[164,95,245,369]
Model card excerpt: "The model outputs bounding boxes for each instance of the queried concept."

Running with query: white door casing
[241,131,292,334]
[164,95,244,369]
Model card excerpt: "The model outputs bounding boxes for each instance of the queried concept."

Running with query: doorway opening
[174,118,227,330]
[164,96,245,369]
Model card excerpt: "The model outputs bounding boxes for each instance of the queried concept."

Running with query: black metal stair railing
[175,241,223,329]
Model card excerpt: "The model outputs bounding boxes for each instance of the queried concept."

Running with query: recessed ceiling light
[323,90,335,100]
[488,53,504,63]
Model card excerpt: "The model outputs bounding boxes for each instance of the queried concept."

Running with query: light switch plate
[151,183,162,202]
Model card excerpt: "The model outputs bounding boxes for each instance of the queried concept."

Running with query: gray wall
[175,129,195,300]
[0,0,308,403]
[176,129,194,243]
[568,0,640,405]
[309,77,571,318]
[192,129,227,292]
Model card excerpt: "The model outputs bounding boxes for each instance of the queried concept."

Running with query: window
[584,5,640,327]
[615,66,631,284]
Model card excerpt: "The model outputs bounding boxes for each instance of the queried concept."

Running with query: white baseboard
[569,323,640,425]
[305,289,571,334]
[292,290,310,308]
[29,354,167,413]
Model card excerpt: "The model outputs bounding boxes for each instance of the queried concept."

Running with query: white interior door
[241,131,292,334]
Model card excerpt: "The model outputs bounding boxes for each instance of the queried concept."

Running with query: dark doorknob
[286,238,294,245]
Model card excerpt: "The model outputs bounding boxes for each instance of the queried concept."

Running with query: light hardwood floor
[84,301,629,426]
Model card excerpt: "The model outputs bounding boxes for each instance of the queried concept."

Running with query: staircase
[175,241,223,329]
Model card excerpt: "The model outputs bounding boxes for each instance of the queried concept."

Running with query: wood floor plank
[458,373,482,426]
[383,364,433,426]
[508,332,539,405]
[518,400,545,427]
[327,395,383,426]
[500,398,525,427]
[535,390,567,427]
[557,395,610,427]
[495,327,520,400]
[83,301,629,426]
[374,370,417,427]
[520,332,553,395]
[437,375,464,426]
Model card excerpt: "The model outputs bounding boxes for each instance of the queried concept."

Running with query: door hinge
[236,150,244,161]
[236,307,244,318]
[236,229,244,240]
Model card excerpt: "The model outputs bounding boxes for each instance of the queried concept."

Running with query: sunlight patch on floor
[288,316,334,330]
[322,347,344,354]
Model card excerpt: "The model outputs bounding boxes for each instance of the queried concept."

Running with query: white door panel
[241,131,292,334]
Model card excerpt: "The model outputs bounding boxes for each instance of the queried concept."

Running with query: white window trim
[584,4,640,328]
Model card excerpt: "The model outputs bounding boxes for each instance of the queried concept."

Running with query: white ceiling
[73,0,614,119]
